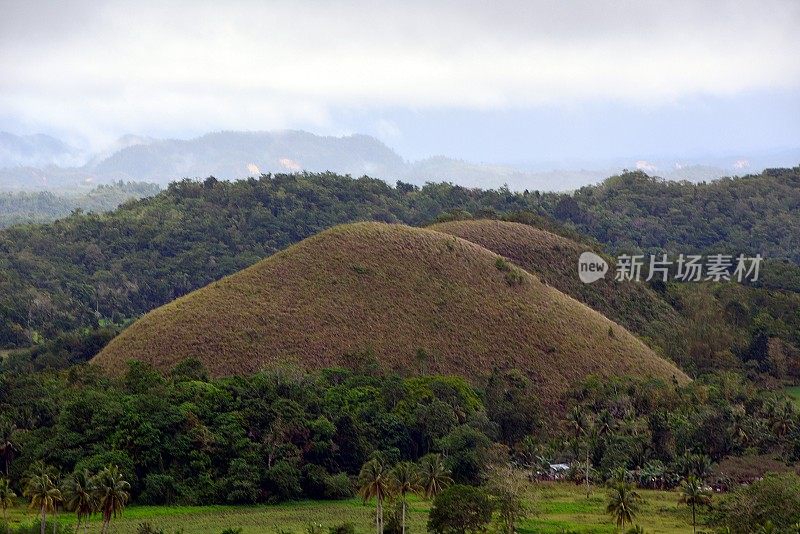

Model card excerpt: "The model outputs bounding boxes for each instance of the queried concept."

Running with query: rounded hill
[94,222,687,409]
[430,219,681,348]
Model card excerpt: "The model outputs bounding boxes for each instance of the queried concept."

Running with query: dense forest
[1,169,799,532]
[560,168,800,262]
[1,169,799,383]
[0,182,160,228]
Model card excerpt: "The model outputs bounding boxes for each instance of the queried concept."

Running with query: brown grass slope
[94,222,687,409]
[430,219,682,350]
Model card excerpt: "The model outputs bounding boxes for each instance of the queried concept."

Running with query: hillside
[91,130,408,183]
[0,181,160,228]
[4,170,799,380]
[0,174,539,348]
[558,167,800,264]
[430,219,681,347]
[0,131,84,168]
[93,222,688,411]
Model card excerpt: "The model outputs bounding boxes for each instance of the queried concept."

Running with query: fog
[1,0,798,162]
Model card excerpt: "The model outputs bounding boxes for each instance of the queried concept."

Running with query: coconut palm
[358,458,391,534]
[729,405,749,449]
[606,481,642,531]
[417,453,452,499]
[23,469,61,534]
[62,469,97,534]
[770,402,795,438]
[597,409,615,436]
[93,465,130,534]
[678,475,712,534]
[389,462,419,534]
[0,477,16,524]
[568,406,596,497]
[0,422,17,477]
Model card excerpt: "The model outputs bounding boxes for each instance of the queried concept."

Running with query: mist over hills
[1,129,797,193]
[0,132,85,169]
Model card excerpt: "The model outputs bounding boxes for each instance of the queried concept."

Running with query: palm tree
[569,406,595,498]
[93,465,130,534]
[389,462,419,534]
[0,422,17,477]
[770,402,795,438]
[597,409,615,437]
[606,481,642,531]
[23,469,61,534]
[62,470,97,534]
[679,475,712,534]
[417,454,452,499]
[0,477,16,524]
[729,405,749,450]
[358,459,391,534]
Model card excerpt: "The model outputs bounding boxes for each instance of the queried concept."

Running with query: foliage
[427,484,493,534]
[0,182,160,229]
[678,476,711,534]
[0,173,539,350]
[714,472,800,532]
[606,481,643,530]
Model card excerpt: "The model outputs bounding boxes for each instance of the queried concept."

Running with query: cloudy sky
[1,0,798,163]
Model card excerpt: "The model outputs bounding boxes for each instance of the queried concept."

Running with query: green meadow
[785,386,800,409]
[4,482,706,534]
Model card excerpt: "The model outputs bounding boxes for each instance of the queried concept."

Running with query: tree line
[0,358,798,531]
[0,182,160,229]
[2,168,799,351]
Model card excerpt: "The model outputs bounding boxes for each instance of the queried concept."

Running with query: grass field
[4,482,707,534]
[786,385,800,408]
[94,222,686,416]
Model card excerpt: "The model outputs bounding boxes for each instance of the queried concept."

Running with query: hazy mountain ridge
[2,129,796,193]
[0,132,85,168]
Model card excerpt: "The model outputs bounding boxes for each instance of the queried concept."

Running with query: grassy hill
[430,219,681,350]
[94,222,687,411]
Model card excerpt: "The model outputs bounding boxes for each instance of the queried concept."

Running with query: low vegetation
[431,219,681,351]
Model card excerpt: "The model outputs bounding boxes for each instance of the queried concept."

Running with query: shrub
[323,472,353,499]
[504,269,524,286]
[383,501,404,534]
[139,473,179,505]
[225,458,260,504]
[137,524,167,534]
[427,484,493,533]
[135,524,183,534]
[302,464,329,498]
[495,257,511,272]
[714,472,800,532]
[266,461,302,501]
[328,524,355,534]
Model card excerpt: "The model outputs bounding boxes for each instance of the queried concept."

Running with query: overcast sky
[1,0,798,163]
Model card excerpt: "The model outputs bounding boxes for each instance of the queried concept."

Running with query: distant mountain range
[1,130,797,192]
[0,132,85,169]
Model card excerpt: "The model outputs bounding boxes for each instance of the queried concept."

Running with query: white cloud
[375,119,402,141]
[636,160,658,172]
[1,0,798,145]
